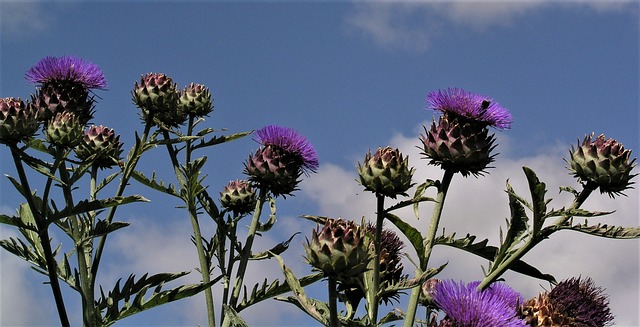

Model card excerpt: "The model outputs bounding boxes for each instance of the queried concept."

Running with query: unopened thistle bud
[46,111,83,147]
[304,218,371,277]
[0,97,39,144]
[132,73,185,127]
[567,133,637,197]
[357,146,414,198]
[178,83,213,117]
[244,125,318,197]
[74,125,123,168]
[219,180,257,215]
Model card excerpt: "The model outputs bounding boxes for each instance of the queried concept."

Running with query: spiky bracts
[357,146,414,198]
[219,180,257,215]
[74,125,123,169]
[244,125,318,197]
[304,218,371,278]
[567,133,636,197]
[0,97,39,144]
[178,83,213,117]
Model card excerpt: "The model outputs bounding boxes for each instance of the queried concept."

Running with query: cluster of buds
[421,88,511,177]
[74,125,123,169]
[519,277,613,327]
[567,133,636,197]
[304,218,371,278]
[357,146,414,198]
[244,125,319,197]
[0,97,39,144]
[219,179,257,216]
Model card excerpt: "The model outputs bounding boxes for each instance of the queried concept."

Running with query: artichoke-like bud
[46,111,84,147]
[519,277,613,327]
[357,146,414,198]
[244,125,318,197]
[567,133,637,197]
[31,81,95,124]
[219,180,257,215]
[420,115,497,176]
[132,73,185,127]
[74,125,123,168]
[0,97,39,144]
[178,83,213,117]
[304,218,371,277]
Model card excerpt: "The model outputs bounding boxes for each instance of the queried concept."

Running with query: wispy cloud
[344,1,636,52]
[0,2,56,40]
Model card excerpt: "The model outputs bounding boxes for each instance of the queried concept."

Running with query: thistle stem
[476,184,595,291]
[162,130,216,327]
[328,275,340,327]
[367,194,385,324]
[403,169,454,327]
[9,144,70,327]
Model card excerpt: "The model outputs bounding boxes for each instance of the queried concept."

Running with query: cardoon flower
[567,133,636,197]
[132,73,185,127]
[219,180,257,216]
[26,56,106,124]
[304,218,371,278]
[74,125,123,169]
[426,88,511,129]
[432,280,526,327]
[421,88,512,177]
[244,125,318,197]
[0,97,39,144]
[520,277,613,327]
[178,83,213,117]
[357,146,414,198]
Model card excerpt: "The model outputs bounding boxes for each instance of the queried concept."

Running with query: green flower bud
[357,146,414,198]
[179,83,213,117]
[304,218,371,278]
[567,133,637,197]
[74,125,123,168]
[0,97,39,144]
[132,73,185,127]
[46,111,83,147]
[219,180,257,215]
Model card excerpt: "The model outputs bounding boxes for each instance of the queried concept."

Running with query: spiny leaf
[51,195,149,222]
[0,213,37,231]
[221,305,249,327]
[250,232,301,260]
[192,131,252,150]
[95,171,121,194]
[237,271,324,312]
[384,196,436,214]
[523,167,549,230]
[544,208,614,220]
[384,212,425,269]
[552,222,640,239]
[130,170,180,197]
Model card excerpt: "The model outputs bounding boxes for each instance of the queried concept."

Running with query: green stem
[162,129,216,327]
[91,118,154,290]
[367,194,385,324]
[228,188,267,308]
[9,144,70,327]
[403,169,454,327]
[476,184,595,291]
[328,275,339,327]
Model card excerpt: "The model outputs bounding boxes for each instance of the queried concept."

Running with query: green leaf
[523,167,548,234]
[384,212,426,269]
[552,222,640,239]
[131,170,180,197]
[86,220,130,239]
[384,196,436,214]
[544,208,614,220]
[412,180,438,219]
[494,181,530,265]
[250,232,301,260]
[236,272,324,312]
[435,233,555,284]
[192,131,252,150]
[559,185,580,197]
[51,195,149,222]
[256,196,277,232]
[96,171,121,194]
[0,213,37,231]
[222,305,249,327]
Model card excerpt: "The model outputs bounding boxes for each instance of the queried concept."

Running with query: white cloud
[301,129,640,325]
[344,1,636,52]
[0,2,55,40]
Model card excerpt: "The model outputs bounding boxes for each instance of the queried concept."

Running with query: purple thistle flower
[25,56,107,89]
[427,88,512,129]
[254,125,319,174]
[433,280,526,327]
[549,277,613,327]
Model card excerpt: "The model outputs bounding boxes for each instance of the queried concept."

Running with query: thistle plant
[2,58,638,327]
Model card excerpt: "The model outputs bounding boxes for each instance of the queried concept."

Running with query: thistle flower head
[74,125,123,169]
[219,179,257,216]
[427,88,512,129]
[46,111,84,147]
[254,125,319,174]
[179,83,213,117]
[357,146,414,198]
[25,56,107,89]
[304,218,371,278]
[433,280,526,327]
[244,125,318,196]
[549,277,613,327]
[0,97,39,144]
[132,73,184,127]
[567,133,637,197]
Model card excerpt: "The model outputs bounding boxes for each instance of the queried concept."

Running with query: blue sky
[1,1,638,326]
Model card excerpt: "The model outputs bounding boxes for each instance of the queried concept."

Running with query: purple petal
[25,56,107,89]
[255,125,319,173]
[427,88,512,129]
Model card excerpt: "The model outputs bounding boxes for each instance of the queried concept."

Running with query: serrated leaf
[523,167,548,230]
[559,185,580,197]
[51,195,149,222]
[191,131,252,150]
[236,272,323,312]
[0,213,37,231]
[385,196,436,214]
[553,222,640,239]
[130,170,180,197]
[256,196,277,233]
[544,208,614,220]
[384,212,426,269]
[96,171,121,193]
[222,305,249,327]
[494,182,530,264]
